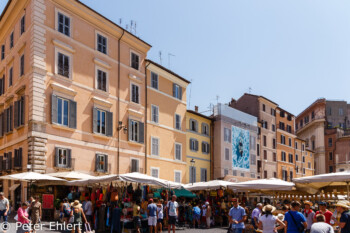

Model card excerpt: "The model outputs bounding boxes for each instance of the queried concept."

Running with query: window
[303,168,306,174]
[312,140,315,150]
[96,109,106,134]
[279,122,285,130]
[20,54,24,76]
[280,111,285,117]
[288,138,292,147]
[175,114,181,130]
[55,148,71,168]
[289,171,293,181]
[241,173,245,177]
[329,152,333,160]
[95,154,108,172]
[189,166,196,183]
[189,119,198,132]
[5,105,13,133]
[200,168,207,182]
[257,144,260,156]
[56,97,69,126]
[14,148,23,168]
[251,154,256,165]
[288,153,293,163]
[97,34,107,54]
[302,156,305,163]
[287,125,292,133]
[281,135,285,145]
[328,138,333,147]
[264,170,267,178]
[263,150,267,160]
[281,152,286,162]
[224,169,229,176]
[295,154,299,161]
[57,52,70,78]
[131,159,139,172]
[329,166,333,173]
[262,121,268,129]
[272,138,276,149]
[57,12,70,36]
[282,170,287,181]
[202,123,209,136]
[272,124,275,132]
[302,144,305,151]
[233,170,237,176]
[308,162,311,169]
[225,148,230,160]
[175,143,182,160]
[151,72,158,89]
[10,32,14,49]
[262,104,266,112]
[131,84,140,104]
[8,67,13,87]
[131,52,139,70]
[250,136,256,150]
[287,114,292,121]
[263,135,267,146]
[273,172,277,178]
[1,45,4,60]
[151,168,159,178]
[14,96,25,128]
[327,107,332,116]
[151,137,159,156]
[339,108,344,116]
[0,75,5,96]
[202,142,210,154]
[271,108,275,116]
[151,105,159,123]
[92,108,112,136]
[20,15,25,35]
[174,171,181,183]
[224,128,231,142]
[312,111,315,119]
[97,69,107,92]
[189,139,198,151]
[173,83,182,100]
[295,142,298,149]
[128,119,144,143]
[273,153,277,162]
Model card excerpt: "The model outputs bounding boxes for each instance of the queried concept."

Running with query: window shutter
[92,108,98,133]
[19,148,22,168]
[195,140,198,151]
[95,154,99,172]
[128,119,132,141]
[0,78,2,95]
[106,111,113,137]
[136,159,139,172]
[0,156,3,171]
[69,100,77,129]
[139,122,144,143]
[189,139,192,150]
[21,97,25,125]
[14,101,18,128]
[172,83,176,97]
[2,78,4,95]
[0,113,3,137]
[8,152,12,170]
[179,86,182,100]
[51,95,58,124]
[54,147,59,167]
[9,105,13,132]
[67,149,72,168]
[201,142,204,152]
[104,155,108,173]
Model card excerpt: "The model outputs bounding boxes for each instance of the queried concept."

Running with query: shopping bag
[85,223,94,233]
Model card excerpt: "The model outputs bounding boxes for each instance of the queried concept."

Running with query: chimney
[195,106,199,112]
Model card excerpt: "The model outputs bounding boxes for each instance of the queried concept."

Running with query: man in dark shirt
[336,201,350,233]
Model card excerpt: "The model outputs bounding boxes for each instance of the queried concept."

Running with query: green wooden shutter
[20,97,25,126]
[95,154,99,172]
[14,101,18,128]
[3,109,7,133]
[104,155,108,173]
[9,105,13,132]
[69,100,77,129]
[139,122,144,143]
[19,148,22,168]
[54,148,59,167]
[92,108,98,133]
[106,111,113,137]
[172,83,176,97]
[8,152,12,170]
[51,95,58,124]
[0,113,3,137]
[179,86,182,100]
[0,156,3,171]
[67,149,72,168]
[128,119,132,141]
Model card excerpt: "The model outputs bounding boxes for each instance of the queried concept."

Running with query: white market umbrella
[119,172,168,187]
[0,172,65,182]
[67,174,119,186]
[46,171,95,180]
[184,180,235,191]
[228,178,295,191]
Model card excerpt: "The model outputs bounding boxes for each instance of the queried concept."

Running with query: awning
[9,184,20,191]
[174,189,197,198]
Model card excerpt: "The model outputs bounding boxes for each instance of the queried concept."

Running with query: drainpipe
[117,30,125,175]
[144,61,151,174]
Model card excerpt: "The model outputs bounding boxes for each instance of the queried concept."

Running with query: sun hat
[205,202,209,205]
[335,200,350,209]
[277,213,284,221]
[71,200,82,209]
[304,201,313,206]
[262,204,276,213]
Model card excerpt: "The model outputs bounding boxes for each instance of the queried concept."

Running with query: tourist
[166,195,179,233]
[0,192,9,230]
[157,199,164,232]
[252,203,263,230]
[303,201,315,233]
[70,200,87,233]
[335,200,350,233]
[283,205,290,213]
[311,214,334,233]
[228,198,247,233]
[258,204,285,233]
[147,198,158,233]
[205,202,212,229]
[83,197,93,226]
[201,204,207,228]
[61,198,71,224]
[314,202,333,225]
[29,196,42,233]
[192,203,201,228]
[16,202,30,233]
[284,201,307,233]
[277,213,286,233]
[133,200,141,233]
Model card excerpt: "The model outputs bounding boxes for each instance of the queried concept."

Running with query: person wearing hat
[205,202,212,229]
[252,203,263,231]
[147,198,158,233]
[303,201,315,233]
[258,205,285,233]
[69,200,87,233]
[314,202,333,225]
[334,200,350,233]
[284,201,308,233]
[277,214,286,233]
[228,198,247,233]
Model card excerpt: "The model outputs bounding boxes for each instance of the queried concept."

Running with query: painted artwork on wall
[232,125,250,171]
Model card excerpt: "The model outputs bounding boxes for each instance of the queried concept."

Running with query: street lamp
[190,158,195,185]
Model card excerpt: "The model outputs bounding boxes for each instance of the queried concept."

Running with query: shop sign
[210,190,217,197]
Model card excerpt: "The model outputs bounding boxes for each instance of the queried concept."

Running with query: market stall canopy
[67,174,119,186]
[174,189,197,198]
[46,171,95,180]
[0,172,65,182]
[184,180,235,191]
[228,178,294,191]
[119,173,183,189]
[293,171,350,195]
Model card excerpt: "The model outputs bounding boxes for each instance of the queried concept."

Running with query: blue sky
[1,0,350,116]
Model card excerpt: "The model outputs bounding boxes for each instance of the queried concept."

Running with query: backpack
[63,203,71,215]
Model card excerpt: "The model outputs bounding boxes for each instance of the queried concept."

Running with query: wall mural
[232,125,250,171]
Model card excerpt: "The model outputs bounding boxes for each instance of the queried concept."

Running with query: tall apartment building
[294,138,314,178]
[213,103,258,181]
[0,0,189,201]
[230,94,277,179]
[186,108,212,183]
[145,60,189,183]
[276,107,296,181]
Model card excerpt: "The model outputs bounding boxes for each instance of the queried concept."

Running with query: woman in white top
[258,205,285,233]
[157,199,164,232]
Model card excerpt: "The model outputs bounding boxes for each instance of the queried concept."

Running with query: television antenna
[248,87,252,94]
[159,51,163,65]
[188,79,193,108]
